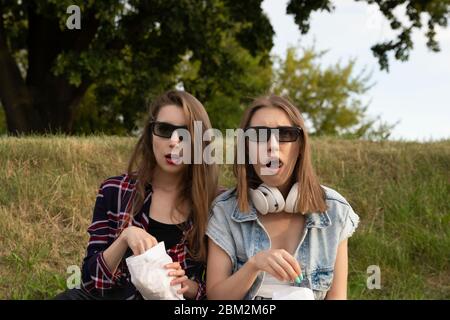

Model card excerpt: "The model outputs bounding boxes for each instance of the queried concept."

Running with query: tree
[0,102,6,135]
[177,34,272,131]
[287,0,450,71]
[1,0,447,135]
[272,47,395,139]
[0,0,273,135]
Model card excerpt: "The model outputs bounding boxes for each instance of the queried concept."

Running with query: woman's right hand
[249,249,302,282]
[121,226,158,256]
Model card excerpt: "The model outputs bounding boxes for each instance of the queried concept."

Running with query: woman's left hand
[165,262,189,296]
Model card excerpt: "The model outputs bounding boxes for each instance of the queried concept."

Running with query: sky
[262,0,450,141]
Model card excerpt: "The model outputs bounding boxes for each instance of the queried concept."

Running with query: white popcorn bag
[272,286,315,300]
[125,241,184,300]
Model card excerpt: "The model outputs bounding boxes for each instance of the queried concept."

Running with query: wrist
[118,228,129,247]
[247,254,259,273]
[185,279,199,299]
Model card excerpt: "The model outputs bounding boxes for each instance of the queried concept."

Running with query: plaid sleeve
[168,241,207,300]
[81,181,125,296]
[192,268,207,300]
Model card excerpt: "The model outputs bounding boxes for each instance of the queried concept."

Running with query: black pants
[54,289,100,300]
[53,288,131,300]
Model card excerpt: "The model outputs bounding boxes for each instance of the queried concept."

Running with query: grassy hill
[0,135,448,299]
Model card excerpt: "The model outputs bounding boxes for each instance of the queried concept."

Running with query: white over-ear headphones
[249,183,299,215]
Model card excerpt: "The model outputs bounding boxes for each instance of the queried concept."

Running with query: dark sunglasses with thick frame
[149,121,188,139]
[245,126,303,142]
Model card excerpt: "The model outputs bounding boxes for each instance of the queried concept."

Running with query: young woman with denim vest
[55,90,218,300]
[206,95,359,300]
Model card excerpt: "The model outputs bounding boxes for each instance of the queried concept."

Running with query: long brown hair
[234,94,327,214]
[125,90,218,262]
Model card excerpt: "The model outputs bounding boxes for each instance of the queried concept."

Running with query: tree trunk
[0,3,98,135]
[0,78,90,135]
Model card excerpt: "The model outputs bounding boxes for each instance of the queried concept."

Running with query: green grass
[0,135,449,299]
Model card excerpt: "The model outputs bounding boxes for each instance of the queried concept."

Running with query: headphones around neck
[249,183,299,215]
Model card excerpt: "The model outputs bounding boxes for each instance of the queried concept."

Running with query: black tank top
[147,216,184,250]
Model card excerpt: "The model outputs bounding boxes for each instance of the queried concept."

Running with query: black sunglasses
[150,121,188,139]
[245,126,303,142]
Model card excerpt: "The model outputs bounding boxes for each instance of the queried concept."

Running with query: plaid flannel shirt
[81,174,206,300]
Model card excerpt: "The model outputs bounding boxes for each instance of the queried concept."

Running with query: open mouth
[165,153,182,165]
[265,158,283,169]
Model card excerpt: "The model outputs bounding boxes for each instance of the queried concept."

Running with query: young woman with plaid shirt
[55,90,218,300]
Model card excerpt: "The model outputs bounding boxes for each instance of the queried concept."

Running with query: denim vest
[206,186,359,300]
